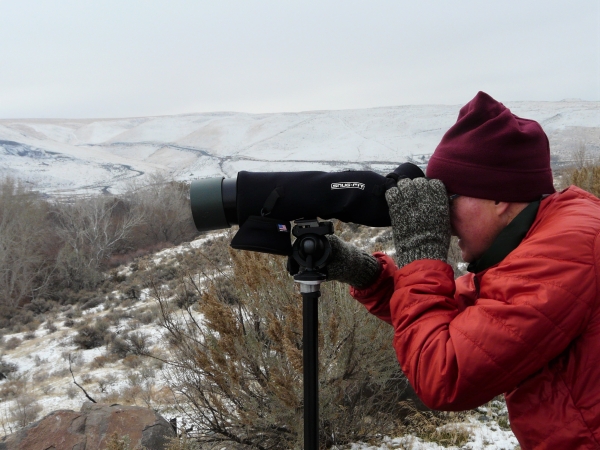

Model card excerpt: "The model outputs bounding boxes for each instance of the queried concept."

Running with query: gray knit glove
[385,178,451,269]
[325,234,381,289]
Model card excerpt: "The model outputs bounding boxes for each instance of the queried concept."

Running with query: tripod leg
[303,289,320,450]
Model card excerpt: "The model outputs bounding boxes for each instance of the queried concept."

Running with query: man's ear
[494,201,511,219]
[498,201,530,225]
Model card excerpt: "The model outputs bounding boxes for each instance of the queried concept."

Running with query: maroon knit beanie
[426,91,555,202]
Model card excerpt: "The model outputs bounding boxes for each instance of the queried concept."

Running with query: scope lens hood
[190,177,232,232]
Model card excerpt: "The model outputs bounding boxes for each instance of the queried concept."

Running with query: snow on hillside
[0,100,598,196]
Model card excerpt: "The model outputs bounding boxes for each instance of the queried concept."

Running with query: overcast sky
[0,1,598,118]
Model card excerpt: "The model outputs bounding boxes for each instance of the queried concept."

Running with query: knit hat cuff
[427,154,554,202]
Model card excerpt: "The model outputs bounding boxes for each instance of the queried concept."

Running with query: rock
[0,402,176,450]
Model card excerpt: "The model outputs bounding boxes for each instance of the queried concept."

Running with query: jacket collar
[467,200,541,274]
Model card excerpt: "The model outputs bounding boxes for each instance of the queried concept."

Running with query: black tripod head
[287,219,334,286]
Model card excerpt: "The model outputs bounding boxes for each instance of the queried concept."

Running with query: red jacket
[351,186,600,449]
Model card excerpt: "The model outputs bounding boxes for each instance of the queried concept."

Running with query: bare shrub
[123,284,142,300]
[97,374,118,393]
[23,319,40,332]
[81,296,103,310]
[127,332,149,355]
[154,248,409,449]
[73,319,111,349]
[4,337,21,351]
[109,336,131,359]
[41,384,55,395]
[0,376,26,399]
[104,310,125,326]
[91,355,113,369]
[109,270,128,283]
[121,369,158,408]
[561,143,600,197]
[0,306,36,332]
[57,288,87,306]
[133,308,154,325]
[0,178,54,308]
[44,320,58,334]
[25,298,54,315]
[123,172,197,248]
[52,195,143,290]
[31,370,50,384]
[173,285,198,309]
[81,374,94,385]
[0,176,197,312]
[33,355,46,365]
[0,358,18,376]
[165,431,201,450]
[122,355,143,369]
[62,350,83,365]
[65,385,78,399]
[567,164,600,197]
[109,331,149,359]
[175,233,233,277]
[64,306,83,319]
[23,331,36,340]
[9,387,42,429]
[49,368,70,379]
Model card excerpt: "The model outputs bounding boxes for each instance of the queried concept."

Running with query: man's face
[449,196,506,263]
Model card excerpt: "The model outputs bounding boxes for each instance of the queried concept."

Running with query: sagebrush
[153,244,413,449]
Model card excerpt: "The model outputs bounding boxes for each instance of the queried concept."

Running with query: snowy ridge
[0,100,598,196]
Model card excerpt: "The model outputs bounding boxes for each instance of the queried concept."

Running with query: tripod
[288,218,334,450]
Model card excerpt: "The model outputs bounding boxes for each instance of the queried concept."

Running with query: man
[327,92,600,449]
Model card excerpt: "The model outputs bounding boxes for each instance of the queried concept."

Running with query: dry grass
[103,433,138,450]
[564,164,600,197]
[396,404,472,447]
[558,144,600,197]
[164,430,201,450]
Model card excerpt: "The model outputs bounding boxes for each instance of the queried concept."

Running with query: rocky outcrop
[0,402,176,450]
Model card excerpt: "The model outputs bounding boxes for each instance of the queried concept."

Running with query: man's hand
[325,234,381,289]
[385,178,451,269]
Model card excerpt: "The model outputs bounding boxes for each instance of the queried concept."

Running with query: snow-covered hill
[1,100,598,196]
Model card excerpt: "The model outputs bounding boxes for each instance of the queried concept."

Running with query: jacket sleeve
[390,256,595,411]
[350,252,398,325]
[350,254,477,324]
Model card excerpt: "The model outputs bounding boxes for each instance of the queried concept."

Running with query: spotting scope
[190,162,424,232]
